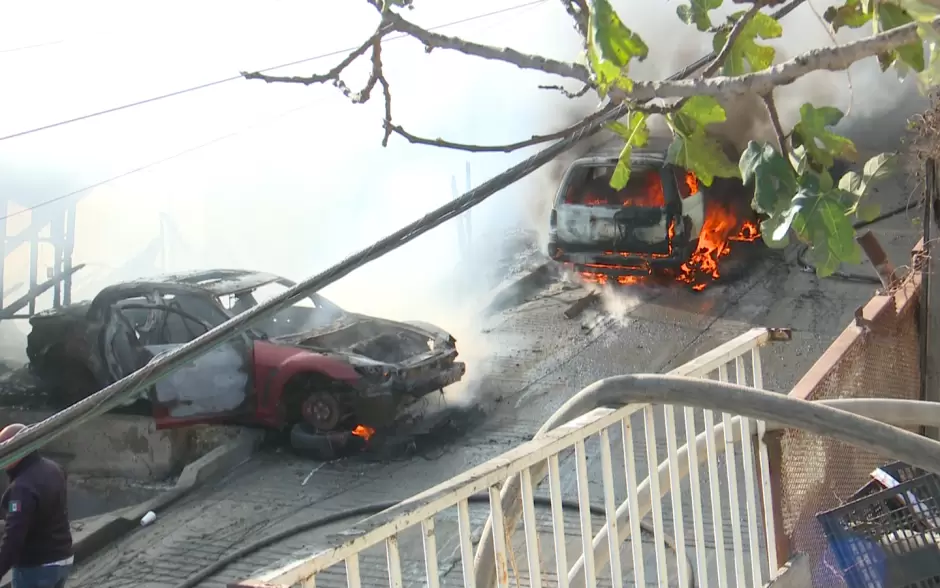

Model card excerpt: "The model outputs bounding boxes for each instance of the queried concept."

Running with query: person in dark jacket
[0,423,73,588]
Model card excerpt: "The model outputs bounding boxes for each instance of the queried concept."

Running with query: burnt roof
[115,269,284,296]
[588,135,673,159]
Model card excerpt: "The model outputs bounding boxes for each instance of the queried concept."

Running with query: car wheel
[290,423,368,460]
[290,423,340,460]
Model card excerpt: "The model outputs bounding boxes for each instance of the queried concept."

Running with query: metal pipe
[472,375,940,588]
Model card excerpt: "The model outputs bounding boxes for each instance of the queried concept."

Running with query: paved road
[71,157,921,588]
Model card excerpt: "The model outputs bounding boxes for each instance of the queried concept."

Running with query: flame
[684,172,699,196]
[677,200,759,290]
[351,425,375,441]
[568,189,761,292]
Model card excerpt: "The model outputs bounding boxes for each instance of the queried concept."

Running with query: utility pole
[451,161,473,260]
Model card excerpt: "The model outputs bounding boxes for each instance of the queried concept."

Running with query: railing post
[759,430,791,572]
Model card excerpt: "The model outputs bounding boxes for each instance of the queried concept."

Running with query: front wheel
[290,423,367,460]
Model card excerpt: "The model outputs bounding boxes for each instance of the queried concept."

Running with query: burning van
[548,139,759,289]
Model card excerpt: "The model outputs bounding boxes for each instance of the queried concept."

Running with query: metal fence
[770,240,925,586]
[231,328,786,588]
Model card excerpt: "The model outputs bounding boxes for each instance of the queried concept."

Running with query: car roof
[581,135,673,162]
[105,269,285,297]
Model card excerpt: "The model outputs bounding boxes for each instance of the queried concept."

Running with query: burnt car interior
[103,291,252,418]
[218,282,347,339]
[564,164,667,208]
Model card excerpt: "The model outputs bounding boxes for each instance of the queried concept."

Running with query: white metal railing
[232,327,788,588]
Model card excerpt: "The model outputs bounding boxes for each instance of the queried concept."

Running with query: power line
[0,1,548,221]
[0,39,66,53]
[0,101,316,222]
[0,0,548,143]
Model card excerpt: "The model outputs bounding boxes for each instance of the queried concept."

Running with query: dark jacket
[0,453,72,577]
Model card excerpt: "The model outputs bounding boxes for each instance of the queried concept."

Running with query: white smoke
[0,0,926,398]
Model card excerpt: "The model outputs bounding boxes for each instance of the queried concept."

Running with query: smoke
[0,0,929,408]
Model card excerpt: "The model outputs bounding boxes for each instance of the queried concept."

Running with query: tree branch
[242,21,391,86]
[538,83,592,98]
[761,92,791,165]
[387,103,620,152]
[384,12,592,82]
[559,0,590,40]
[627,16,940,101]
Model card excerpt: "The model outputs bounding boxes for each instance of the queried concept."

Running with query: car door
[100,288,255,427]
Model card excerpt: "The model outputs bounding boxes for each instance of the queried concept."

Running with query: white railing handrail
[473,327,789,588]
[232,381,940,587]
[566,397,940,587]
[471,375,940,588]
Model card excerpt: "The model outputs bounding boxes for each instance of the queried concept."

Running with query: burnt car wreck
[548,137,763,289]
[25,269,466,456]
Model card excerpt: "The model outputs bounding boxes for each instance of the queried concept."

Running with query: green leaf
[836,152,897,198]
[783,191,862,276]
[856,201,882,222]
[760,216,790,248]
[667,128,740,186]
[676,0,723,31]
[837,151,897,217]
[587,1,648,97]
[823,0,874,32]
[607,112,650,147]
[792,104,858,168]
[679,96,727,126]
[711,12,782,75]
[838,170,864,194]
[774,191,815,242]
[607,112,650,190]
[875,3,925,72]
[611,145,634,190]
[590,0,649,64]
[862,151,899,185]
[738,141,798,215]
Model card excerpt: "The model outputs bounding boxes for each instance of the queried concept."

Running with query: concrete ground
[69,145,924,587]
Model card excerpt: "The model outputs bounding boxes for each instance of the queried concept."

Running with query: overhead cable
[0,0,548,142]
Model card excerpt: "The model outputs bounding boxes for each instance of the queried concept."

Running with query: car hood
[270,313,455,366]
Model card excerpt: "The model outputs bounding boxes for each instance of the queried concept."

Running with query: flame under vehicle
[548,138,759,288]
[24,270,466,453]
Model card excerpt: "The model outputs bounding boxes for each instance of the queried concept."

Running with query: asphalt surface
[69,159,922,588]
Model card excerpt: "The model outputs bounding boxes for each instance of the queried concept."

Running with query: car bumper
[350,360,467,427]
[398,361,466,397]
[550,243,696,276]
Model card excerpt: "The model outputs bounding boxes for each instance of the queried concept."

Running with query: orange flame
[684,172,699,196]
[571,194,760,292]
[351,425,375,441]
[677,201,759,290]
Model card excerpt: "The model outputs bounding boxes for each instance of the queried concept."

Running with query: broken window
[220,282,347,338]
[564,165,666,207]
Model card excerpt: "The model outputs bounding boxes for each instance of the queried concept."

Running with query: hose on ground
[172,495,695,588]
[796,200,923,283]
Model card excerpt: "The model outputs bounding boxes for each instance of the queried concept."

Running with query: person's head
[0,424,28,471]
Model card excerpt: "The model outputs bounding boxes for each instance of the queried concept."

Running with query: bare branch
[761,92,792,166]
[538,83,592,98]
[559,0,590,40]
[385,12,592,82]
[627,16,940,101]
[387,105,618,152]
[375,44,394,147]
[386,99,675,153]
[703,1,766,77]
[242,20,391,85]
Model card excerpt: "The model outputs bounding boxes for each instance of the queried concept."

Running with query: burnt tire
[290,423,339,460]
